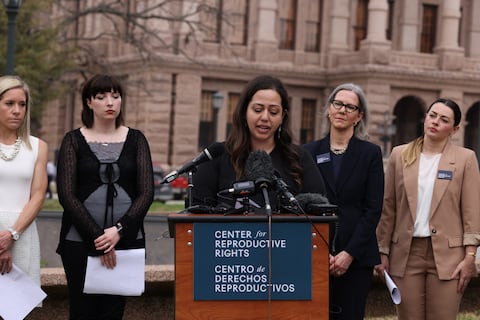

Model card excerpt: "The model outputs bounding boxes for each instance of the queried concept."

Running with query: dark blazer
[304,136,384,267]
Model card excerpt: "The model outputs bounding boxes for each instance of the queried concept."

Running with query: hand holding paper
[84,248,145,296]
[384,270,401,304]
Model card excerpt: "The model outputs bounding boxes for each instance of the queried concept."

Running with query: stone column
[171,74,203,165]
[364,0,389,43]
[327,0,349,51]
[435,0,464,70]
[399,0,419,51]
[437,0,461,49]
[468,1,480,57]
[252,0,279,62]
[326,0,350,67]
[360,0,391,64]
[178,1,200,55]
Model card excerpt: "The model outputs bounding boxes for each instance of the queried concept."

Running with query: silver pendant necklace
[0,137,22,161]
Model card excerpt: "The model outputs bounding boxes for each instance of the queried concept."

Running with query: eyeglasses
[330,100,359,113]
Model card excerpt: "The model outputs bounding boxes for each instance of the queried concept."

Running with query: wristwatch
[7,227,19,241]
[116,222,124,237]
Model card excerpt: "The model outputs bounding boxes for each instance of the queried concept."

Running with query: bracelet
[7,227,20,241]
[116,222,124,237]
[466,251,477,258]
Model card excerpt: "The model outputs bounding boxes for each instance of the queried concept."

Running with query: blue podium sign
[193,222,312,300]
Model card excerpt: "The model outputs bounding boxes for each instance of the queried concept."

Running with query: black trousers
[60,240,126,320]
[330,266,374,320]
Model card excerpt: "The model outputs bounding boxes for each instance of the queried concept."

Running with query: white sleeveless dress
[0,136,41,286]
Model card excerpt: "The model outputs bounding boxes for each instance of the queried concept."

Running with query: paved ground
[365,274,480,318]
[24,275,480,319]
[33,209,480,319]
[37,211,174,268]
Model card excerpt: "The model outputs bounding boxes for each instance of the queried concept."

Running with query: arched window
[464,103,480,155]
[391,96,426,147]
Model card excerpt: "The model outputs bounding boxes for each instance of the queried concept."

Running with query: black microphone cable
[286,201,330,253]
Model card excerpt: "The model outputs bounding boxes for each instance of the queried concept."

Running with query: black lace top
[56,128,154,255]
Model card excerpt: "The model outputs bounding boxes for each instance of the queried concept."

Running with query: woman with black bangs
[56,74,154,319]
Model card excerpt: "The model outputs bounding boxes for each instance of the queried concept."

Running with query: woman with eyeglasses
[304,83,384,319]
[375,98,479,320]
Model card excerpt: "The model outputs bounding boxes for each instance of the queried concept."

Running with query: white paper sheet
[84,248,145,296]
[0,264,47,320]
[384,270,401,304]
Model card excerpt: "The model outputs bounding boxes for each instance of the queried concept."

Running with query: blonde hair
[401,136,424,167]
[0,75,32,149]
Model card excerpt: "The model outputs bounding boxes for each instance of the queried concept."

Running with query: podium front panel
[193,222,312,300]
[170,214,333,320]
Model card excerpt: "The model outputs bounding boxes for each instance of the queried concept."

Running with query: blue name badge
[316,153,330,164]
[437,170,452,180]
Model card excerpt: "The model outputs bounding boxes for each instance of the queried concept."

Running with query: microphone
[245,150,301,211]
[219,180,256,197]
[295,193,337,216]
[245,150,274,182]
[162,142,225,183]
[272,170,302,210]
[245,150,274,214]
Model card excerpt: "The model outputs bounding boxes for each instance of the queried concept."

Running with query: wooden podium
[168,213,337,320]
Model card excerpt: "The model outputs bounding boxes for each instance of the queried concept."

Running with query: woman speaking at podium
[191,75,326,213]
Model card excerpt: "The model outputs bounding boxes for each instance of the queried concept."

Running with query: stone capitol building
[40,0,480,169]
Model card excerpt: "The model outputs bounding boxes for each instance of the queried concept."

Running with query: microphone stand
[186,168,196,209]
[257,181,272,319]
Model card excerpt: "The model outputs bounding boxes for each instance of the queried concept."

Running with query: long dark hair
[81,74,125,128]
[225,75,303,186]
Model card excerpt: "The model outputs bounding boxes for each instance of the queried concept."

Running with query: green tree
[0,0,74,133]
[2,0,233,132]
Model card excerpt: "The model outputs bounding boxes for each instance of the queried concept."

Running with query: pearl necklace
[330,145,347,155]
[0,137,22,161]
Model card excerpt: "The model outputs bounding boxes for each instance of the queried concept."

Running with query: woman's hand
[0,230,13,255]
[100,249,117,269]
[0,249,13,274]
[451,254,477,294]
[329,251,353,277]
[374,254,390,280]
[94,226,120,253]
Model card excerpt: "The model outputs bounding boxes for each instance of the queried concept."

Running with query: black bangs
[88,75,123,98]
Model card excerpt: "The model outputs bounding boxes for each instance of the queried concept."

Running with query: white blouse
[413,153,441,237]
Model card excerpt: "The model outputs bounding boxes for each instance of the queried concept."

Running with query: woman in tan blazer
[376,98,479,320]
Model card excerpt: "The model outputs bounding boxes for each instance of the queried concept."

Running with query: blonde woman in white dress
[0,75,48,287]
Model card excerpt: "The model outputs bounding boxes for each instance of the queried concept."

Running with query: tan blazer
[377,142,480,280]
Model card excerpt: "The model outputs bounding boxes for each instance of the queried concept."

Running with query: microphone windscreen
[206,142,225,159]
[295,193,337,215]
[245,150,275,182]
